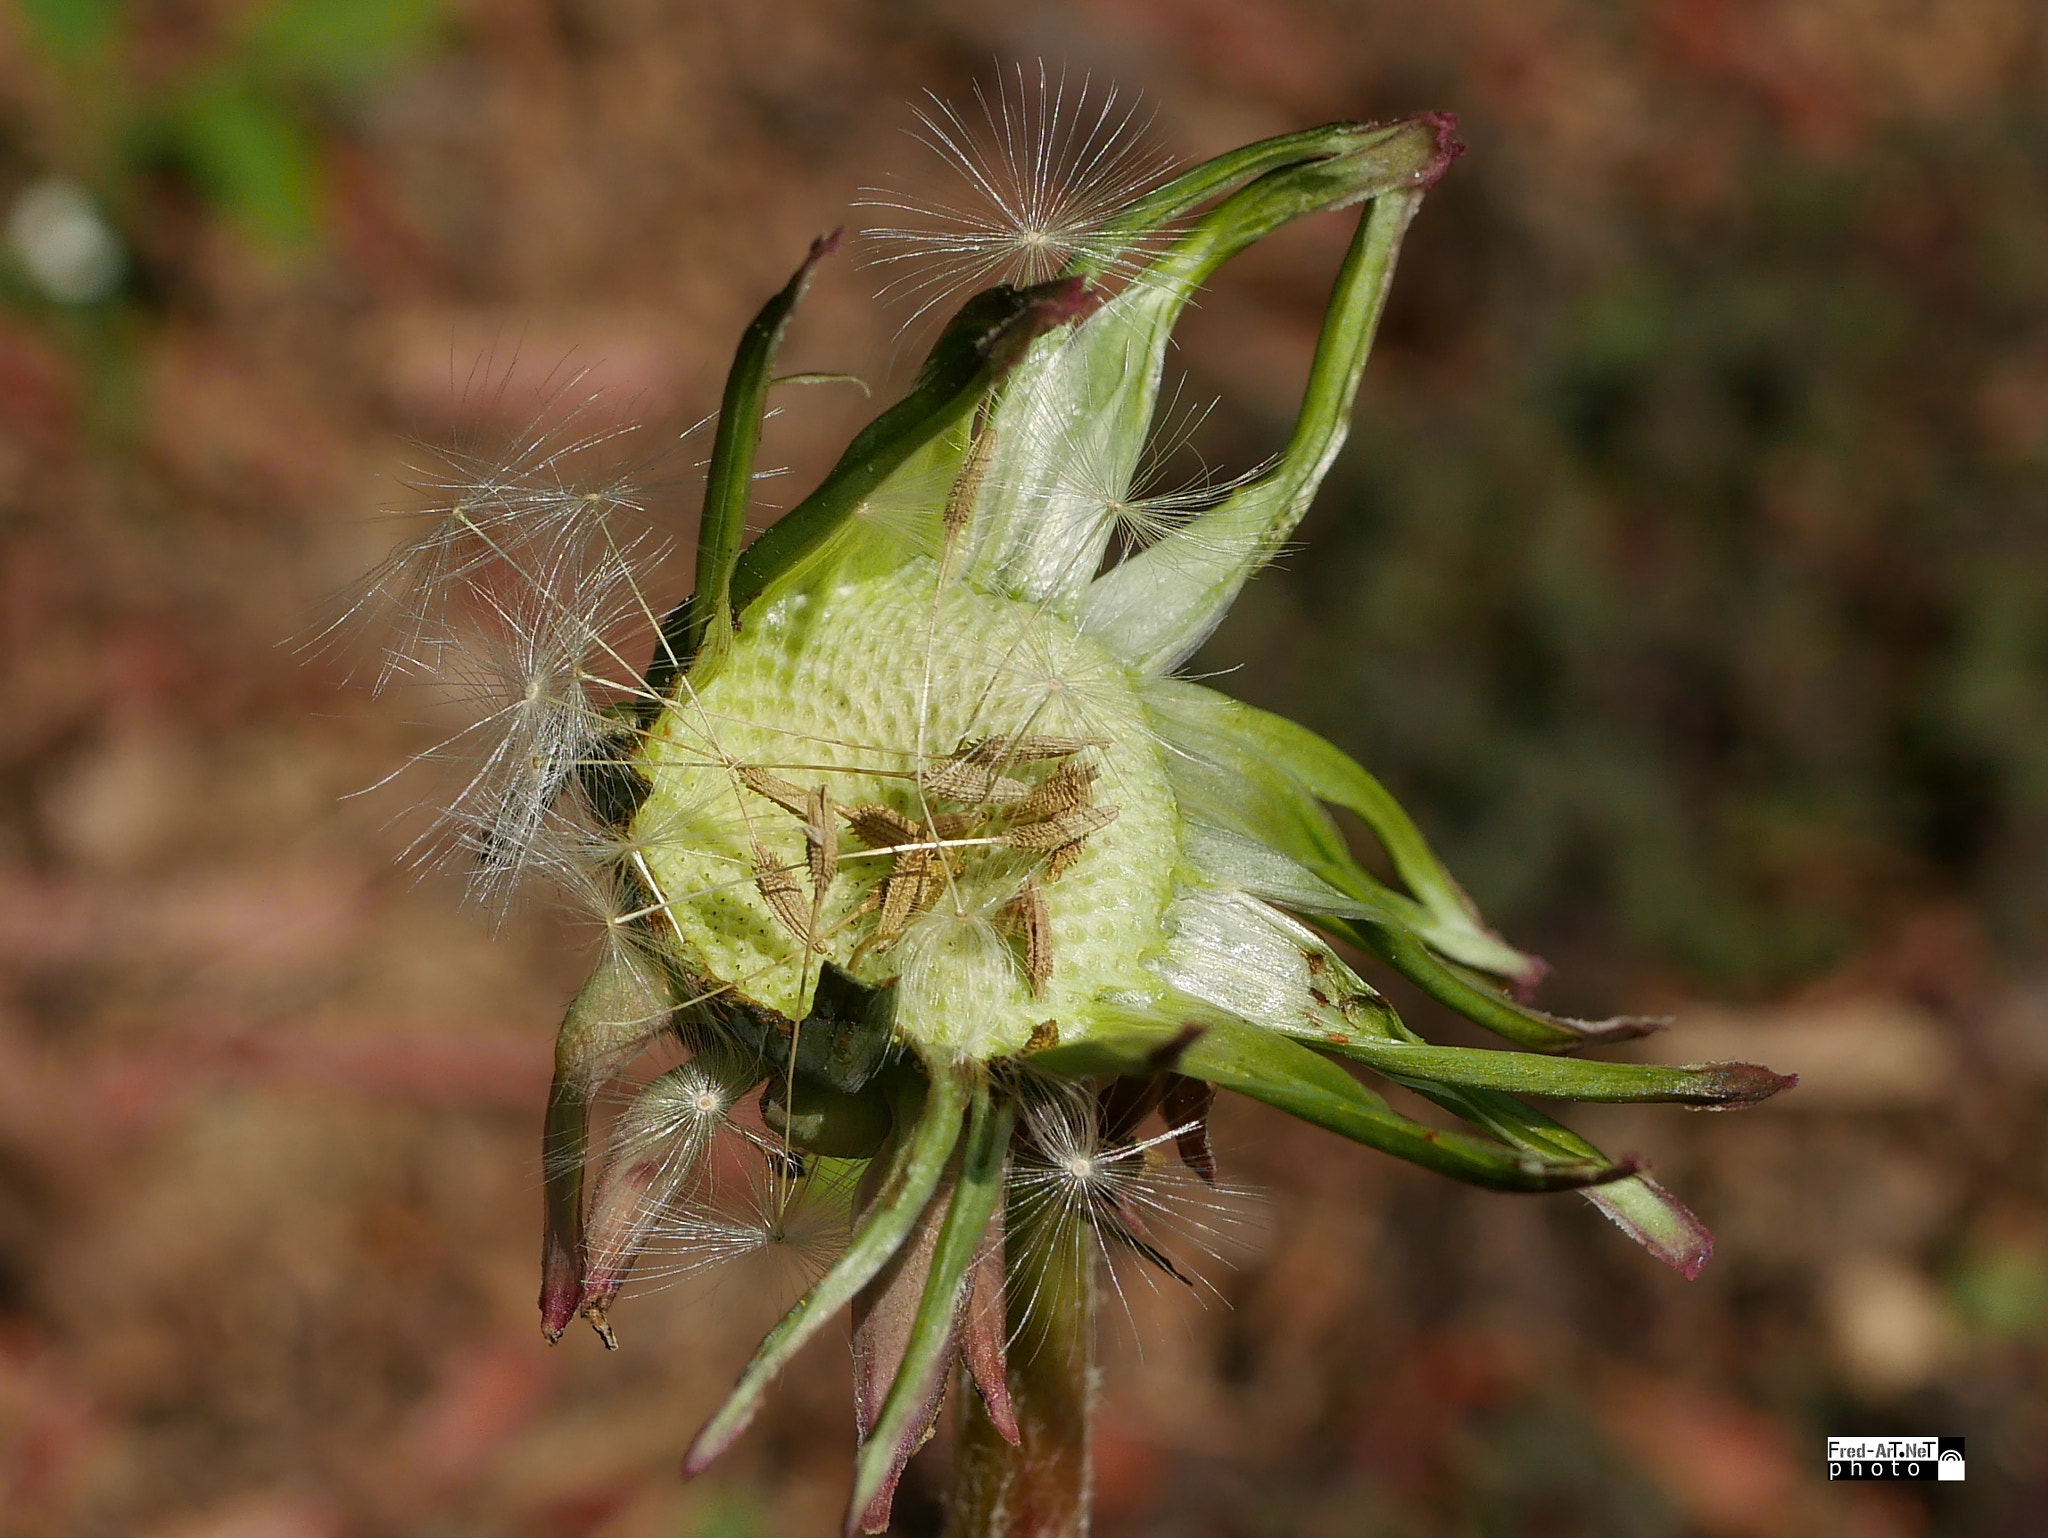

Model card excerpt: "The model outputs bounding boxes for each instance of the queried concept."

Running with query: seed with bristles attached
[540,942,674,1341]
[752,838,819,951]
[1007,1085,1254,1312]
[843,803,922,849]
[940,418,999,585]
[578,1054,756,1344]
[874,849,942,943]
[999,881,1053,996]
[921,757,1032,805]
[804,783,838,898]
[1011,758,1097,824]
[635,1154,853,1302]
[855,61,1176,327]
[735,763,814,819]
[953,734,1094,767]
[1003,802,1117,852]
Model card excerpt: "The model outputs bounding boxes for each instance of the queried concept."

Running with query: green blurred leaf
[244,0,443,84]
[13,0,123,65]
[1949,1239,2048,1339]
[687,1496,764,1538]
[167,76,321,245]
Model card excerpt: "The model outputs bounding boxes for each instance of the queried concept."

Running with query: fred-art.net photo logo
[1828,1438,1965,1481]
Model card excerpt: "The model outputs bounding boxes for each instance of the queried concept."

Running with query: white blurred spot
[1825,1251,1957,1397]
[7,177,124,305]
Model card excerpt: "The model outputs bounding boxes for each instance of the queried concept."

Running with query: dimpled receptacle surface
[634,557,1180,1058]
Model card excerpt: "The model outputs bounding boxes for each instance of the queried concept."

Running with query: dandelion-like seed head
[334,82,1790,1535]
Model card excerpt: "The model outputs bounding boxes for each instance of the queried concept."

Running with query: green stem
[946,1152,1096,1538]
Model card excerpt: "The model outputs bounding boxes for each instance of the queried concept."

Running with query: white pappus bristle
[856,60,1177,327]
[1006,1081,1261,1336]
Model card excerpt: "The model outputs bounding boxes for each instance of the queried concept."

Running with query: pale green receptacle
[634,550,1181,1059]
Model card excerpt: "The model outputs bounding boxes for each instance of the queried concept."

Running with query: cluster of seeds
[733,733,1114,996]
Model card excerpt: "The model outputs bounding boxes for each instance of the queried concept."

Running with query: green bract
[358,101,1792,1538]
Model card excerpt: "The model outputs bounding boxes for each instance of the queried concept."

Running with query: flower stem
[946,1175,1096,1537]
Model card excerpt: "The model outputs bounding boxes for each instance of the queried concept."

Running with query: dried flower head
[343,82,1792,1538]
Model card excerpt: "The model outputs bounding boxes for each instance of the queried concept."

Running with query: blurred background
[1,1,2045,1534]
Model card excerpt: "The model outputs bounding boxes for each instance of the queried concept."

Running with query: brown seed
[1004,803,1118,852]
[921,758,1032,805]
[804,783,837,898]
[1012,759,1098,823]
[735,764,811,818]
[752,838,817,950]
[581,1297,619,1350]
[1025,1019,1060,1052]
[944,419,999,547]
[844,803,923,849]
[874,850,942,941]
[952,734,1093,767]
[1001,882,1052,996]
[845,803,981,848]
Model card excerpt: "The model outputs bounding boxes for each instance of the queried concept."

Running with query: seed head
[334,83,1788,1536]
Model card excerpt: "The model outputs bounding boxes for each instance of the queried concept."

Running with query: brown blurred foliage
[1,2,2045,1535]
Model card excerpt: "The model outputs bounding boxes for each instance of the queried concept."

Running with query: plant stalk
[945,1180,1097,1537]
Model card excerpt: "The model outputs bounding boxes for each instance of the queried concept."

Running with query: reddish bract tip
[1700,1063,1799,1108]
[1590,1174,1717,1280]
[1411,110,1466,189]
[1673,1243,1715,1281]
[981,275,1102,377]
[962,1257,1019,1445]
[539,1268,579,1343]
[1508,950,1551,1004]
[853,1466,908,1536]
[1029,273,1102,328]
[1572,1014,1672,1048]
